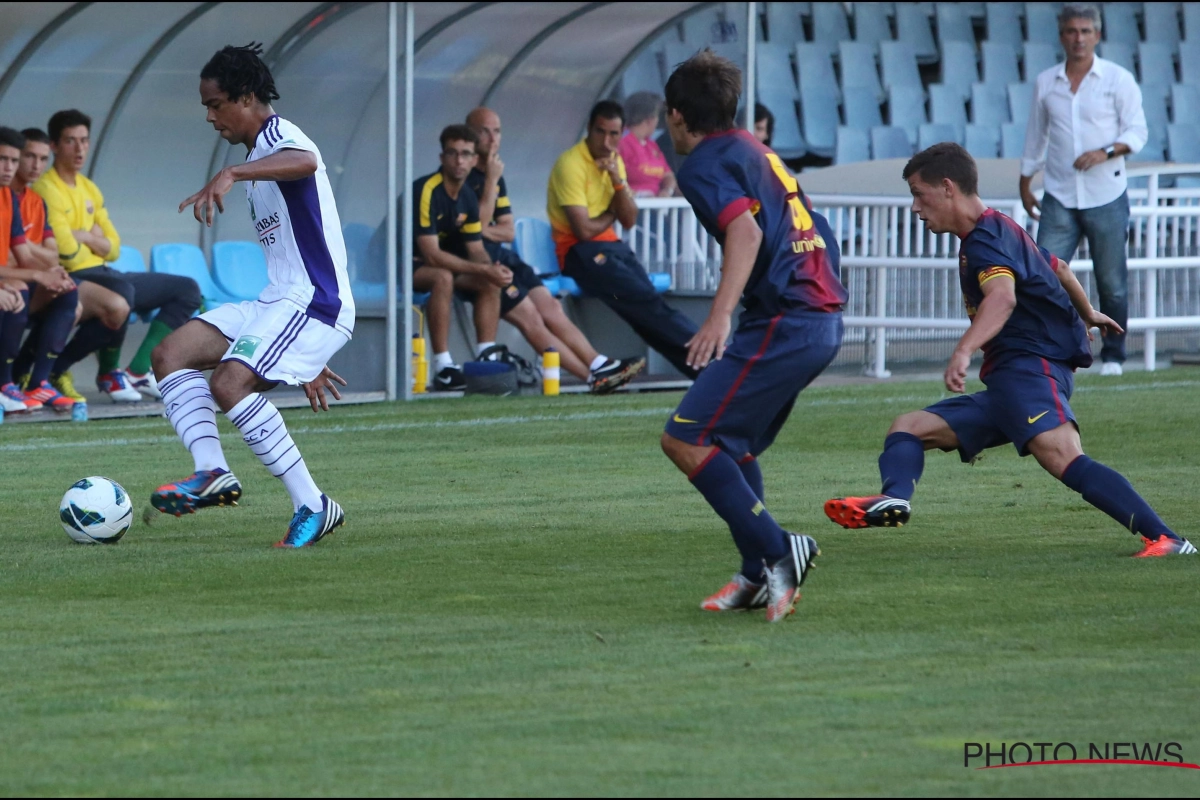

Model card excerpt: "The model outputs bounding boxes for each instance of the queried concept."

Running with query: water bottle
[0,405,5,426]
[412,333,428,394]
[71,401,88,422]
[542,348,560,396]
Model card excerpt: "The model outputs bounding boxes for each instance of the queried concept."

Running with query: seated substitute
[412,124,509,391]
[32,109,201,403]
[547,101,699,379]
[824,143,1194,559]
[0,126,76,413]
[618,92,677,197]
[465,106,644,392]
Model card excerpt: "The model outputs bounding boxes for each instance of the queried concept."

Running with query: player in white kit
[150,44,353,548]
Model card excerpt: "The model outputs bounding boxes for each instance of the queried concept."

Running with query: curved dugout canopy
[0,1,711,257]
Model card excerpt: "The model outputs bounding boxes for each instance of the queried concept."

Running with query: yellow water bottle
[412,333,428,394]
[542,347,560,396]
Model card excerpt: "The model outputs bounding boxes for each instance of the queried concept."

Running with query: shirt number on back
[765,153,813,232]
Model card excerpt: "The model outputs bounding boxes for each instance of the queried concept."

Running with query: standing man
[660,51,847,622]
[1020,3,1146,376]
[152,43,352,548]
[547,101,700,379]
[466,106,645,392]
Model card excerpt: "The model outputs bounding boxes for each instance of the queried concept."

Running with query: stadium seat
[965,123,1001,158]
[880,41,923,93]
[936,4,975,48]
[940,41,979,100]
[1138,43,1177,87]
[795,43,840,97]
[843,85,884,129]
[971,82,1009,126]
[1024,2,1061,46]
[1180,41,1200,86]
[853,3,893,51]
[150,243,235,311]
[981,41,1020,86]
[513,217,558,276]
[1007,82,1034,127]
[839,41,883,100]
[1168,123,1200,162]
[1186,4,1200,43]
[1096,42,1135,74]
[110,247,147,273]
[765,1,805,46]
[1101,3,1141,48]
[888,84,928,146]
[1171,83,1200,124]
[1001,121,1026,157]
[664,41,697,77]
[811,3,851,56]
[895,4,938,64]
[757,42,796,91]
[929,83,967,140]
[709,41,747,72]
[342,222,373,282]
[1142,84,1170,159]
[1143,3,1181,54]
[799,82,839,156]
[758,88,807,159]
[985,2,1023,49]
[960,1,985,20]
[1022,42,1057,81]
[1129,138,1166,162]
[871,125,913,158]
[835,126,872,164]
[620,48,664,96]
[919,122,963,150]
[212,241,269,302]
[680,7,723,46]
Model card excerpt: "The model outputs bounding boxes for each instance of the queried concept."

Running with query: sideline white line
[1,378,1195,453]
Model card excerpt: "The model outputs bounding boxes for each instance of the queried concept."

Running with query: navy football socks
[734,455,766,580]
[1060,455,1178,541]
[879,431,925,500]
[690,448,787,578]
[0,289,30,385]
[54,316,126,376]
[29,289,77,385]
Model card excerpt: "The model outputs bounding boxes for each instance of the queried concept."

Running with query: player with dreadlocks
[149,43,354,548]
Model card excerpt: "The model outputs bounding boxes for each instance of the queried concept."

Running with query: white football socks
[434,351,454,371]
[589,355,610,372]
[476,341,495,356]
[227,393,322,512]
[160,369,229,473]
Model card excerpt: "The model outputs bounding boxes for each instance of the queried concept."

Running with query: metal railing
[618,164,1200,376]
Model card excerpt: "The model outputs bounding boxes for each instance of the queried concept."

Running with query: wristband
[612,181,626,192]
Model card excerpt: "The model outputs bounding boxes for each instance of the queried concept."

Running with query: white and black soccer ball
[59,477,133,544]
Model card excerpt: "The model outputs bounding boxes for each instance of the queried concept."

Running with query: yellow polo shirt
[32,166,120,272]
[546,138,627,265]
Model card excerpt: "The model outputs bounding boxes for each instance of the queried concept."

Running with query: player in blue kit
[660,51,848,622]
[825,143,1195,558]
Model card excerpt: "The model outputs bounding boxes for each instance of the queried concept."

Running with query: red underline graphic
[978,759,1200,770]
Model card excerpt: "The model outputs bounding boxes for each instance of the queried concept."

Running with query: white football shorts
[199,299,349,386]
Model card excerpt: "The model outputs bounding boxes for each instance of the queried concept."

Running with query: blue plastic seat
[799,82,839,156]
[842,85,884,129]
[1173,83,1200,124]
[621,47,664,96]
[835,125,872,164]
[1180,41,1200,87]
[795,43,840,98]
[1001,121,1026,158]
[929,84,967,142]
[513,217,558,276]
[765,1,806,45]
[964,123,1001,158]
[1024,3,1060,46]
[1144,3,1181,54]
[1022,42,1057,82]
[1142,83,1171,159]
[1169,123,1200,162]
[895,3,938,64]
[1101,3,1141,48]
[880,41,923,93]
[871,125,914,159]
[1096,42,1135,74]
[840,41,883,100]
[888,84,928,146]
[939,41,979,101]
[110,247,146,273]
[981,41,1020,86]
[971,82,1009,126]
[341,222,373,282]
[1139,42,1178,87]
[1187,4,1200,43]
[919,122,963,150]
[1007,82,1034,128]
[985,2,1023,49]
[150,243,235,311]
[212,241,269,302]
[936,4,975,48]
[811,2,851,57]
[853,3,893,51]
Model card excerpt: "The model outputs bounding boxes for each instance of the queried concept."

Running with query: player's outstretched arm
[945,276,1017,393]
[1052,256,1125,338]
[179,150,318,226]
[687,211,762,370]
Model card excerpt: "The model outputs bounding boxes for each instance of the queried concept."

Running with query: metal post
[402,2,416,399]
[1145,173,1159,372]
[745,2,757,133]
[869,207,891,378]
[385,2,398,400]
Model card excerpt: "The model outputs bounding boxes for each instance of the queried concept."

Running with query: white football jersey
[244,115,355,336]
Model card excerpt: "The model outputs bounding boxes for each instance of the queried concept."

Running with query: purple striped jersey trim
[277,175,342,326]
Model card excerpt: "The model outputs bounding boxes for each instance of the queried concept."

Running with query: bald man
[466,107,644,393]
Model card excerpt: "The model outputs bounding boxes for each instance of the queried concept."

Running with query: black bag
[477,344,540,387]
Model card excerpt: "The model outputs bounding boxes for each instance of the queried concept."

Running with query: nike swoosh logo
[1028,411,1049,424]
[673,414,698,424]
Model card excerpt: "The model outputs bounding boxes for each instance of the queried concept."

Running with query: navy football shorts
[664,311,843,459]
[925,355,1077,462]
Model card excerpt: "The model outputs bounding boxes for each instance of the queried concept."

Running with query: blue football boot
[275,495,345,548]
[150,469,242,516]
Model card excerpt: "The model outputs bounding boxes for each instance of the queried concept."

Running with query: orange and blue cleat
[25,380,75,411]
[150,469,242,517]
[1133,534,1197,558]
[701,573,768,612]
[824,495,911,529]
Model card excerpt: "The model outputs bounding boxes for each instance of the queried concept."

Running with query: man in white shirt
[1019,3,1147,375]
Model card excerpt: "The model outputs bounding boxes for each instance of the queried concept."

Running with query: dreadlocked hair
[200,42,280,105]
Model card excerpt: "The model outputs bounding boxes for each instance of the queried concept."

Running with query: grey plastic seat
[800,82,840,156]
[1101,3,1141,48]
[843,85,884,128]
[811,2,852,56]
[919,122,963,149]
[1172,83,1200,124]
[765,1,806,46]
[854,3,894,50]
[1022,42,1058,81]
[940,40,979,100]
[1007,82,1034,128]
[871,125,915,158]
[835,126,872,164]
[965,123,1001,158]
[1096,42,1135,74]
[888,84,928,145]
[936,4,976,48]
[895,3,938,63]
[971,82,1010,126]
[840,41,883,100]
[1001,121,1027,158]
[986,2,1024,49]
[982,41,1021,86]
[1168,123,1200,162]
[1139,42,1178,86]
[1180,41,1200,86]
[1143,3,1181,54]
[796,42,840,98]
[880,41,923,92]
[1024,2,1061,46]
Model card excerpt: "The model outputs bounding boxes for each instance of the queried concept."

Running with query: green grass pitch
[1,372,1198,796]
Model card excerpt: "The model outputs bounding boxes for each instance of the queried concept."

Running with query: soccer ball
[59,477,133,544]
